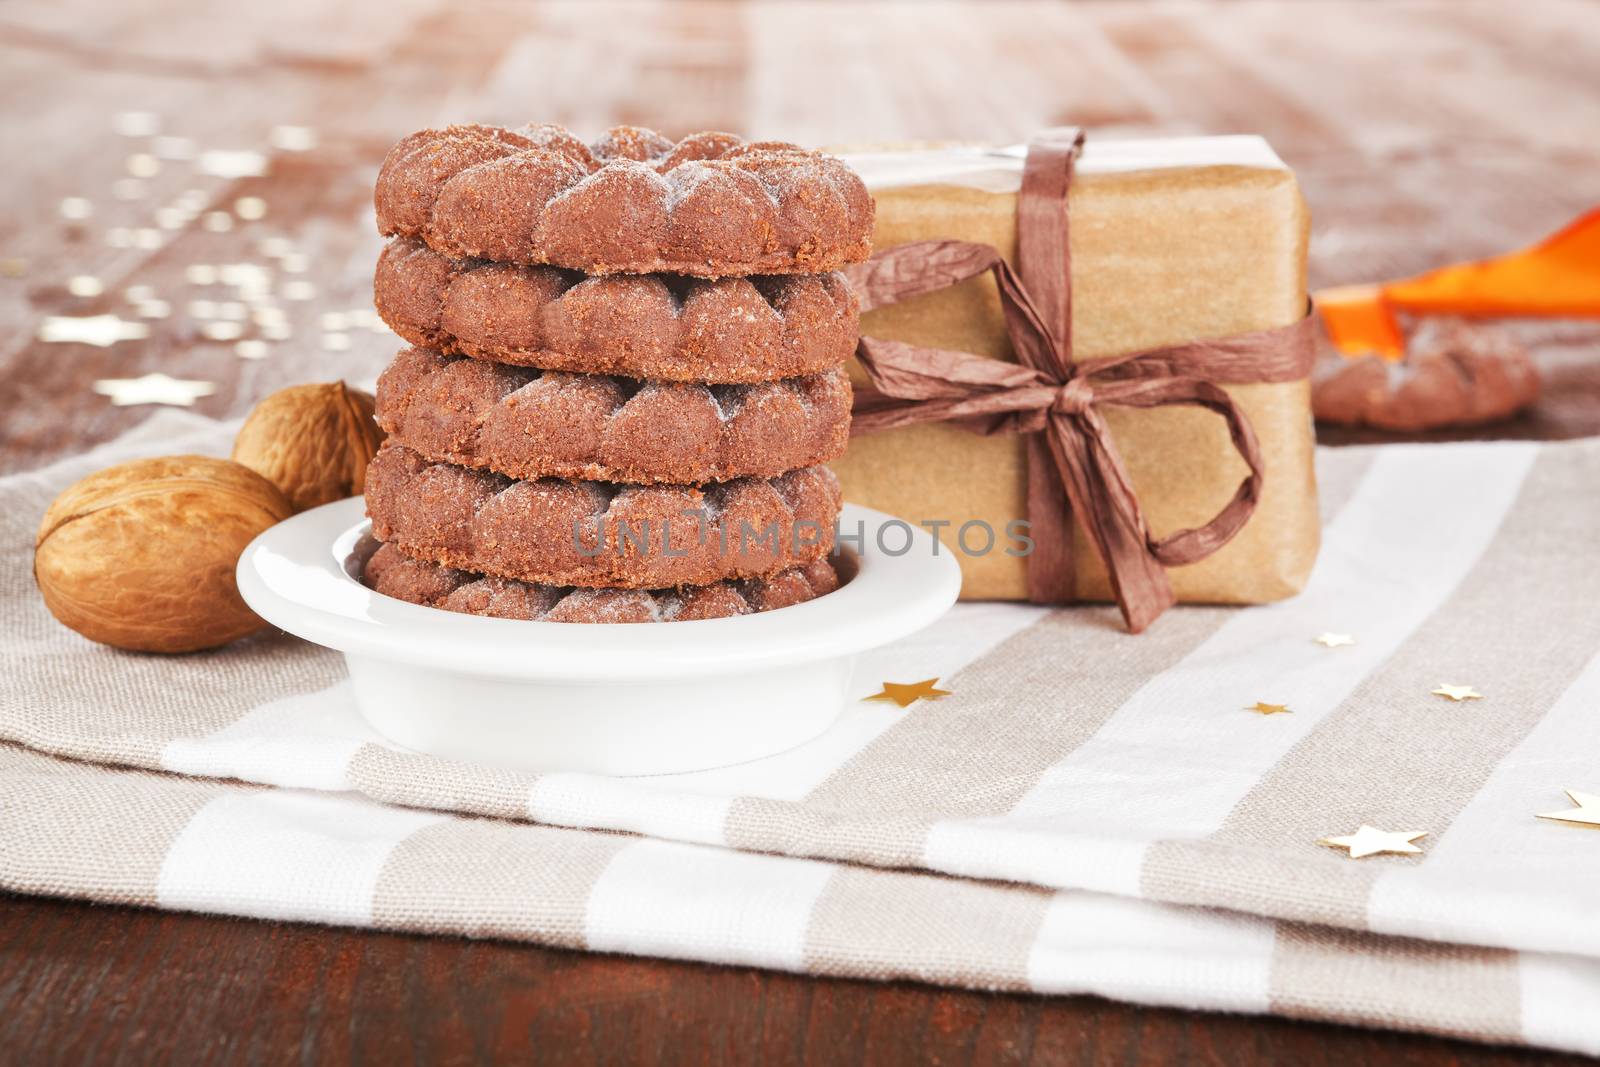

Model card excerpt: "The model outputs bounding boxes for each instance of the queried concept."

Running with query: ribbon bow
[842,129,1316,633]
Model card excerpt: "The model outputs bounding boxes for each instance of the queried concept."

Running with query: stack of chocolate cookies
[360,124,872,623]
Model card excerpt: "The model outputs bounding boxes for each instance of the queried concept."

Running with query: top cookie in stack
[362,124,872,624]
[373,124,872,276]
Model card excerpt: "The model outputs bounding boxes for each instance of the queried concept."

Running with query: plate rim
[237,497,963,682]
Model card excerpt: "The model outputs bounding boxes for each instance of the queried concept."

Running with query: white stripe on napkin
[156,790,447,925]
[531,774,733,841]
[584,840,836,969]
[1366,646,1600,957]
[161,683,373,789]
[1521,954,1600,1055]
[921,442,1538,894]
[1027,892,1275,1010]
[687,600,1053,801]
[527,600,1054,836]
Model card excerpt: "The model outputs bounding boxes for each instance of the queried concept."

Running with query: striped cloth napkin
[4,410,1599,1056]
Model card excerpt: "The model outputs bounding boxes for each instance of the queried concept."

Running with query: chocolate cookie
[374,238,858,383]
[1313,319,1540,431]
[375,347,851,485]
[364,444,841,589]
[374,124,873,277]
[363,540,839,623]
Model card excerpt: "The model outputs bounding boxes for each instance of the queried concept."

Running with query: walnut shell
[232,382,383,512]
[34,455,294,653]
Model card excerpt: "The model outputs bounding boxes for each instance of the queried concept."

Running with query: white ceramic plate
[237,498,961,776]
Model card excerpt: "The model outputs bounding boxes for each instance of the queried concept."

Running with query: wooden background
[3,1,1598,1063]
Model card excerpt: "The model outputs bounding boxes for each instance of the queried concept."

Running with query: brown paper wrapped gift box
[831,137,1318,604]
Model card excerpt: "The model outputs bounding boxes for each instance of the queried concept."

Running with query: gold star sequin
[1319,825,1428,859]
[92,373,216,407]
[1246,702,1292,716]
[198,149,267,179]
[1536,790,1600,829]
[865,679,951,709]
[1432,684,1482,702]
[270,125,318,152]
[113,111,160,137]
[38,315,149,346]
[1314,632,1356,648]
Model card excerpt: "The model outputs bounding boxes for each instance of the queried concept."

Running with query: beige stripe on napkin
[1143,444,1600,926]
[1270,924,1523,1045]
[373,819,630,946]
[2,618,345,769]
[722,448,1384,868]
[0,743,233,904]
[349,744,541,821]
[724,606,1232,865]
[803,866,1052,991]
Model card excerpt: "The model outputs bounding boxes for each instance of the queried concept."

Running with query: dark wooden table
[4,1,1597,1062]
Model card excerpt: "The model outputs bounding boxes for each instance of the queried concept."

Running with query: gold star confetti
[93,373,216,407]
[344,307,385,331]
[1432,684,1482,702]
[153,136,197,161]
[1314,632,1356,648]
[222,262,272,294]
[37,315,149,346]
[1536,790,1600,829]
[113,111,160,137]
[270,125,318,152]
[1246,702,1292,716]
[864,678,951,709]
[1,258,26,278]
[1319,825,1427,859]
[198,149,268,179]
[202,321,244,342]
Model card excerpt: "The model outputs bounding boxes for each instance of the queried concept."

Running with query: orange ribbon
[843,129,1317,633]
[1318,208,1600,359]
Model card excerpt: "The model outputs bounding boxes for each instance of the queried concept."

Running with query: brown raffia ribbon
[841,127,1318,633]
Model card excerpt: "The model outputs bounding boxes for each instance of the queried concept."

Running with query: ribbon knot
[1052,376,1094,416]
[841,128,1317,633]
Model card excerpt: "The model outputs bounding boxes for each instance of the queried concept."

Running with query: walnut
[232,382,383,512]
[34,456,293,653]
